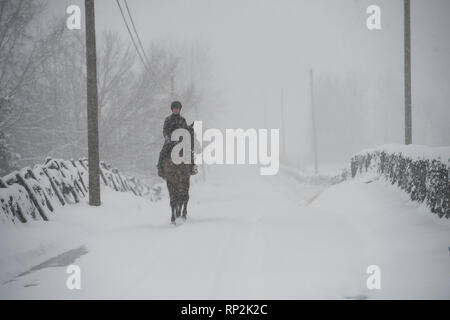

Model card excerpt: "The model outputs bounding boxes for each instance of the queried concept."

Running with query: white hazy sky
[49,0,450,167]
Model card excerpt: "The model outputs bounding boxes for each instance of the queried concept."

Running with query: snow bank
[280,164,351,186]
[351,144,450,219]
[0,186,162,285]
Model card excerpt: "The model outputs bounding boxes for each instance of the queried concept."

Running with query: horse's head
[189,121,202,154]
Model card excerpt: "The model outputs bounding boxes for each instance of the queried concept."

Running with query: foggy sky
[49,0,450,169]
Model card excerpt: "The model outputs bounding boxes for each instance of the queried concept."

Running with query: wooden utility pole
[404,0,412,145]
[85,0,101,206]
[310,69,318,175]
[189,45,206,182]
[170,75,174,99]
[280,88,286,161]
[263,98,267,129]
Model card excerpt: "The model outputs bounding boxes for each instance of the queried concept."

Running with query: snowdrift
[280,164,351,186]
[351,144,450,219]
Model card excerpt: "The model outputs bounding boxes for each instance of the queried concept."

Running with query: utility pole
[189,45,206,182]
[170,75,174,99]
[310,69,318,175]
[263,98,267,129]
[280,88,286,161]
[85,0,101,206]
[404,0,412,145]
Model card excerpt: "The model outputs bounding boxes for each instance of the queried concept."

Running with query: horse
[162,122,200,225]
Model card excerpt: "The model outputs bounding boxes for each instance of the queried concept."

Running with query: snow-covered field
[0,165,449,299]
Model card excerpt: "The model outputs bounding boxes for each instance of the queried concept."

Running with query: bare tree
[0,0,64,174]
[0,1,216,180]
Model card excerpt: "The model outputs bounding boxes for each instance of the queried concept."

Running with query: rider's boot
[190,152,198,175]
[157,165,164,178]
[157,149,166,178]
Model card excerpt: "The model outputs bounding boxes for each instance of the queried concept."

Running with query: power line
[123,0,151,67]
[115,0,149,71]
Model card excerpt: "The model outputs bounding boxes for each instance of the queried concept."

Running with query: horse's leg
[182,177,190,219]
[182,192,189,219]
[171,202,176,225]
[182,198,188,220]
[176,180,185,218]
[167,181,176,224]
[175,193,181,218]
[176,201,181,218]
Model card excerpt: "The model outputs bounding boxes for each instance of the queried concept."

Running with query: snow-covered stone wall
[0,158,162,224]
[351,144,450,219]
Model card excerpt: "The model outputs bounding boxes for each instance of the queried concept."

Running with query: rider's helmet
[171,101,182,110]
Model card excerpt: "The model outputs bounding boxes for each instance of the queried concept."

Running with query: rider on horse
[157,101,197,178]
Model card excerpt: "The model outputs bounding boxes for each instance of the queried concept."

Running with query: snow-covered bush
[330,166,352,185]
[0,157,160,224]
[351,145,450,219]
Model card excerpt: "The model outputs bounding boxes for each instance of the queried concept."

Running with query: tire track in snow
[209,215,266,298]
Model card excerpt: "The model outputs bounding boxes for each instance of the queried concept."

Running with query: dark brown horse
[162,122,200,225]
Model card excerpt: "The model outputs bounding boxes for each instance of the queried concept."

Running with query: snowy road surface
[0,166,449,299]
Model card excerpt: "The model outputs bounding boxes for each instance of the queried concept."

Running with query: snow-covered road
[0,166,449,299]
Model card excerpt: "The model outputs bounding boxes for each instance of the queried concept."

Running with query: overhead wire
[123,0,151,67]
[115,0,149,71]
